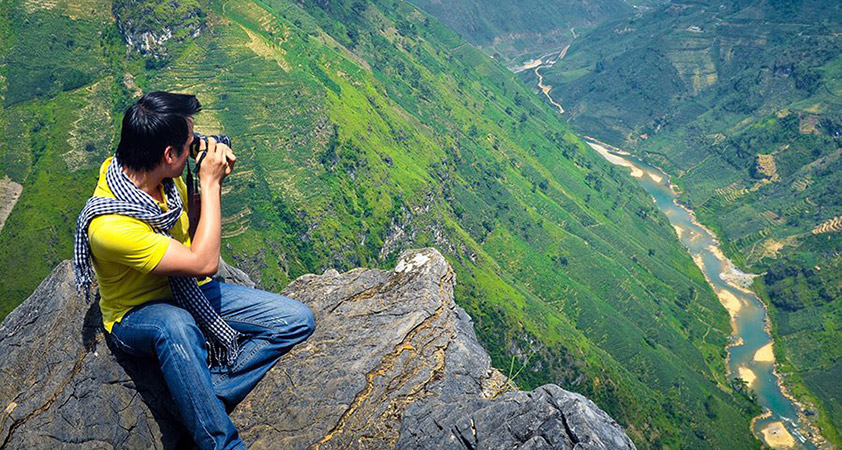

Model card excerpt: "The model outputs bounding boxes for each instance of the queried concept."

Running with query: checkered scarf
[73,156,241,368]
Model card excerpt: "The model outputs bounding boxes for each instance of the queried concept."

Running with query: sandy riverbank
[586,142,644,177]
[672,222,702,244]
[706,245,760,290]
[513,58,543,73]
[760,421,797,448]
[582,136,632,155]
[672,199,723,247]
[672,224,685,239]
[754,342,775,363]
[737,365,757,387]
[714,286,743,317]
[692,252,704,267]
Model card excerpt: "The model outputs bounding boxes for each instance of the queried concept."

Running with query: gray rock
[113,0,205,59]
[215,258,256,288]
[0,248,634,449]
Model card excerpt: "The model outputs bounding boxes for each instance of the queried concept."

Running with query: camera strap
[186,161,201,238]
[185,133,223,239]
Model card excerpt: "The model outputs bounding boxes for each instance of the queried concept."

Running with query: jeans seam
[235,339,269,372]
[221,317,279,373]
[222,316,284,330]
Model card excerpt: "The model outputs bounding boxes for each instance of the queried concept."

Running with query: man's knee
[299,304,315,339]
[274,298,315,342]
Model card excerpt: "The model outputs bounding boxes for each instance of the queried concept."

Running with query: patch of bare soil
[0,177,23,235]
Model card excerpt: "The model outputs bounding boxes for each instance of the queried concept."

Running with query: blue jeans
[108,281,315,450]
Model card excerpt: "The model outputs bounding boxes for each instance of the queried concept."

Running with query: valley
[586,139,825,448]
[508,0,841,445]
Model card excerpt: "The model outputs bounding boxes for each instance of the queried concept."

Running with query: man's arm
[151,139,234,278]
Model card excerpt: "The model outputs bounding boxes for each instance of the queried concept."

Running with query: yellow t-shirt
[88,157,208,332]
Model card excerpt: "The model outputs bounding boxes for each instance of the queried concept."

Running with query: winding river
[583,138,821,449]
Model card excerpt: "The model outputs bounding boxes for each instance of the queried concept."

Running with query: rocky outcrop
[0,248,634,449]
[113,0,206,59]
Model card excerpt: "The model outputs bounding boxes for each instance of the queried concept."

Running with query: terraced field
[665,36,718,95]
[791,175,813,192]
[62,79,115,172]
[754,154,779,181]
[812,216,842,235]
[22,0,112,21]
[759,211,786,226]
[715,182,749,203]
[221,206,252,238]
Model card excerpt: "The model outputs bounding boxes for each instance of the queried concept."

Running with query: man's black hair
[116,91,202,172]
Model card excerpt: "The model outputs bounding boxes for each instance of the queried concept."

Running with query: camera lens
[189,132,204,159]
[189,133,231,160]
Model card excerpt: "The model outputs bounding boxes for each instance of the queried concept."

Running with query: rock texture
[0,248,635,449]
[113,0,205,59]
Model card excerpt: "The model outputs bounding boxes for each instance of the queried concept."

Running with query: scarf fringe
[207,335,241,369]
[74,264,96,304]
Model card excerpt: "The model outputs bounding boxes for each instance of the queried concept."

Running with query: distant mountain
[534,0,842,443]
[0,0,762,447]
[406,0,641,67]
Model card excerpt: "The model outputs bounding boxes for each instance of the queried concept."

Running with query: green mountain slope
[0,0,762,447]
[536,0,842,442]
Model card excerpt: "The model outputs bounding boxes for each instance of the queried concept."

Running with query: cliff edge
[0,248,635,449]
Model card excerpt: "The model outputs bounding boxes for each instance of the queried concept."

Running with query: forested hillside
[0,0,763,447]
[535,0,842,442]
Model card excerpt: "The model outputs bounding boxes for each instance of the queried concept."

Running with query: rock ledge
[0,248,634,449]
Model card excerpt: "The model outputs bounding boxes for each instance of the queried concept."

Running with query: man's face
[172,116,194,175]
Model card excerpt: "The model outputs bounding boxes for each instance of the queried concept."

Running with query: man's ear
[163,145,178,165]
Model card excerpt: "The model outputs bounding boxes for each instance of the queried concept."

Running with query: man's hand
[198,136,236,183]
[151,136,235,278]
[224,145,236,175]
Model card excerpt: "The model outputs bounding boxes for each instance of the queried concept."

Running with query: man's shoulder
[93,157,114,198]
[89,214,154,240]
[89,213,147,226]
[88,213,169,268]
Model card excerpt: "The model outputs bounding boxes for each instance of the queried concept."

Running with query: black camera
[189,133,232,159]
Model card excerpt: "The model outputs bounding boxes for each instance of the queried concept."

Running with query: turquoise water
[585,140,818,449]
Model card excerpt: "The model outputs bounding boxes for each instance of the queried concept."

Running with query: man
[74,92,315,449]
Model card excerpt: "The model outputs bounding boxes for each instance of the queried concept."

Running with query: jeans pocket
[107,332,128,354]
[108,324,140,357]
